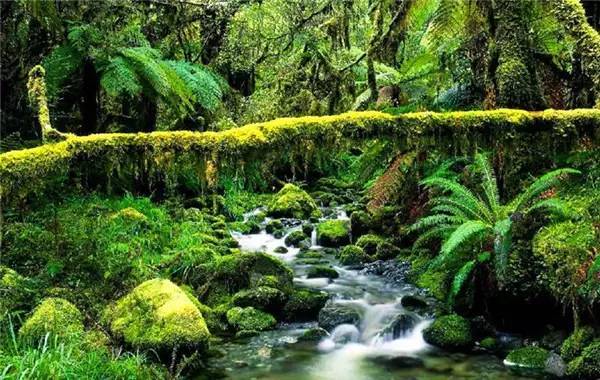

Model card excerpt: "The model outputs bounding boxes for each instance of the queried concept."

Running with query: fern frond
[474,153,500,217]
[413,225,454,249]
[423,176,493,222]
[42,45,83,99]
[164,60,225,111]
[422,0,469,51]
[527,198,575,219]
[429,204,472,219]
[409,214,463,232]
[100,56,142,97]
[449,259,476,306]
[441,220,490,256]
[511,168,580,212]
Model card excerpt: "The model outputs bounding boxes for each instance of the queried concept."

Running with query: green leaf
[441,220,491,256]
[449,260,476,306]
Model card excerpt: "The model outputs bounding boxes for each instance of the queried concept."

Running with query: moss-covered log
[0,109,598,205]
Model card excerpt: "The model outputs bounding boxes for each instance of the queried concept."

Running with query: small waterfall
[311,228,317,246]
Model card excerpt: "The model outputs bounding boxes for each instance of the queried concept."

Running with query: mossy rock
[19,297,84,341]
[504,347,556,376]
[0,266,35,315]
[505,346,549,368]
[302,223,314,235]
[284,230,309,247]
[282,288,329,322]
[274,246,288,254]
[375,241,401,260]
[298,327,329,342]
[480,337,498,351]
[105,279,210,350]
[199,253,293,306]
[338,245,368,265]
[296,250,323,259]
[566,341,600,379]
[423,315,473,351]
[355,234,384,256]
[266,219,284,233]
[561,326,596,362]
[317,220,350,247]
[350,210,373,237]
[81,329,111,352]
[232,286,287,314]
[267,184,321,219]
[306,266,339,279]
[226,307,276,331]
[229,221,260,234]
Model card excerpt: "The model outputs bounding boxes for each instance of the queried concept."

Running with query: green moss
[267,184,320,219]
[228,220,260,234]
[566,341,600,379]
[282,288,329,322]
[504,346,550,370]
[105,279,210,350]
[226,306,276,331]
[306,266,339,279]
[561,326,596,362]
[19,298,84,341]
[374,241,400,260]
[317,220,350,247]
[480,337,498,351]
[338,245,368,265]
[284,230,309,247]
[533,221,597,302]
[232,286,287,313]
[355,234,384,256]
[266,219,284,233]
[423,314,473,351]
[1,109,598,204]
[0,266,35,315]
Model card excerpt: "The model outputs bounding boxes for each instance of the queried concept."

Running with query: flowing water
[204,206,530,380]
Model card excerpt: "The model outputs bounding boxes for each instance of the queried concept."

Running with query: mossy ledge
[1,109,598,204]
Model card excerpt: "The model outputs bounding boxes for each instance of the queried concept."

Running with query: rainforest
[1,0,599,379]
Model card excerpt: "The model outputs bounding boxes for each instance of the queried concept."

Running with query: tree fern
[42,45,83,99]
[164,61,226,111]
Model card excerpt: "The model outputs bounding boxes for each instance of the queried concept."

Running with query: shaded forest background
[1,0,599,146]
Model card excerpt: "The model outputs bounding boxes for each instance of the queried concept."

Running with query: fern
[412,152,578,292]
[164,61,226,111]
[100,56,142,97]
[449,259,476,306]
[42,45,83,99]
[441,220,490,255]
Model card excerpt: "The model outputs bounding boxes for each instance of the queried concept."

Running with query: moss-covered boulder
[566,341,600,379]
[306,266,339,279]
[226,307,276,332]
[19,298,84,341]
[355,234,384,256]
[338,245,368,265]
[504,347,550,373]
[317,220,350,247]
[232,286,287,314]
[350,210,373,237]
[282,288,329,322]
[375,241,401,260]
[423,315,473,351]
[284,230,309,247]
[199,253,293,306]
[229,221,260,234]
[266,219,284,233]
[561,326,596,362]
[267,184,320,219]
[105,279,210,350]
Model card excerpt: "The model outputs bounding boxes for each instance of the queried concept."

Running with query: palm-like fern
[411,153,579,300]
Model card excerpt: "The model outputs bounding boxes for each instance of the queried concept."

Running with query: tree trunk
[79,58,99,135]
[493,0,544,110]
[140,95,157,132]
[367,54,377,104]
[549,0,600,108]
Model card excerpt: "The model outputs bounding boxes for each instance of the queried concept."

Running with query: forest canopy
[2,0,599,147]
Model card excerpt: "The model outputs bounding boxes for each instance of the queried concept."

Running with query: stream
[204,205,530,380]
